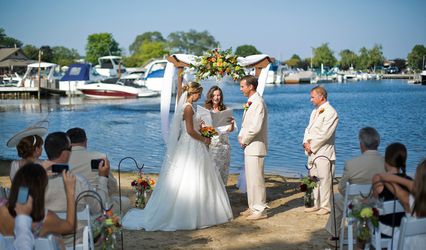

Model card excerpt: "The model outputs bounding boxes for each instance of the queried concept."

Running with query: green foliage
[190,48,245,81]
[299,175,318,193]
[312,43,337,68]
[40,46,53,62]
[123,41,169,67]
[392,58,407,71]
[51,46,80,66]
[339,49,357,70]
[22,44,39,60]
[234,45,261,57]
[129,31,165,55]
[407,44,426,71]
[85,33,121,64]
[167,29,218,55]
[356,44,384,70]
[0,27,23,48]
[284,54,301,68]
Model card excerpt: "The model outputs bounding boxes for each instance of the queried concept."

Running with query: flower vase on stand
[303,191,314,208]
[355,220,370,250]
[102,234,116,250]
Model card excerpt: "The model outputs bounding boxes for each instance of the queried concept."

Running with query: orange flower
[319,108,325,114]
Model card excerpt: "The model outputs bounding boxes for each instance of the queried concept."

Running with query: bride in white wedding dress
[122,82,233,231]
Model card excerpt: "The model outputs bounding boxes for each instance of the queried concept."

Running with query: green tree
[284,54,301,68]
[123,41,169,67]
[129,31,165,55]
[0,27,23,48]
[51,46,80,66]
[298,58,311,70]
[234,45,261,57]
[85,33,121,64]
[357,47,369,70]
[407,44,426,71]
[312,43,336,68]
[22,44,39,60]
[339,49,357,70]
[40,46,53,62]
[369,44,385,70]
[167,29,218,55]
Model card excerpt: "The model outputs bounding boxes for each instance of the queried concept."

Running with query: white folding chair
[339,182,372,250]
[4,234,60,250]
[65,226,90,250]
[57,204,94,250]
[370,200,405,250]
[397,216,426,250]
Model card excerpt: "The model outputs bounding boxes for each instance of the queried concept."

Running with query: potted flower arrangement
[93,210,121,250]
[131,172,156,208]
[190,48,246,81]
[348,197,379,249]
[299,175,318,208]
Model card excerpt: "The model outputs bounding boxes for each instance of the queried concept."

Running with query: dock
[381,74,417,79]
[0,87,65,99]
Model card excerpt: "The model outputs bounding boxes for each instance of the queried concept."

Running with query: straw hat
[6,120,49,148]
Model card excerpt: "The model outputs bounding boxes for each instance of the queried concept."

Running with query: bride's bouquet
[200,126,218,138]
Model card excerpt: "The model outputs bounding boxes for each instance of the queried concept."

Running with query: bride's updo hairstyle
[183,81,203,97]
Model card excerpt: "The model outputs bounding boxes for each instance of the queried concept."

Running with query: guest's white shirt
[0,215,34,250]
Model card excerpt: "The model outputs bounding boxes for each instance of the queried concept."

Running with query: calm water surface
[1,80,425,177]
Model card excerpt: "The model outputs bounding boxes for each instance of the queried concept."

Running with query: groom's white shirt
[240,92,268,156]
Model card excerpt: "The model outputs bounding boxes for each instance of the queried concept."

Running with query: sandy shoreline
[0,160,334,249]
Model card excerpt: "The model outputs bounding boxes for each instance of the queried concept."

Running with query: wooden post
[167,55,190,101]
[37,50,42,99]
[250,57,272,77]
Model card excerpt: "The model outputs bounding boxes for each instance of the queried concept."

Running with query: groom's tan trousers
[245,155,267,211]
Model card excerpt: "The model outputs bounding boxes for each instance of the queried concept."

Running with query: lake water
[1,79,425,177]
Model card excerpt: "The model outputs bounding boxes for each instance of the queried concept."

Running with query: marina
[1,79,425,177]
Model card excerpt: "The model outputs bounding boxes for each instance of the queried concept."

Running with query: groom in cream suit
[238,75,268,220]
[303,86,339,215]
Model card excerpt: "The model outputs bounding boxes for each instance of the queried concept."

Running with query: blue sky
[1,0,425,60]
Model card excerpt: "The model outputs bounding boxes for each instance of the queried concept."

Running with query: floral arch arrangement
[190,48,246,81]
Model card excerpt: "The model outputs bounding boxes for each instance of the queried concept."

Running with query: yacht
[94,56,126,78]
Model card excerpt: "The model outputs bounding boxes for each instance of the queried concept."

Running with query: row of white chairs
[340,182,426,250]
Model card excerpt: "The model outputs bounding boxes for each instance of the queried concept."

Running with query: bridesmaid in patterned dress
[204,86,235,185]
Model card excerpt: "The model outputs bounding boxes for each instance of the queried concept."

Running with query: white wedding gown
[122,101,233,231]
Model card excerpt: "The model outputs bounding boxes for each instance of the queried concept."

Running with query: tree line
[1,27,425,72]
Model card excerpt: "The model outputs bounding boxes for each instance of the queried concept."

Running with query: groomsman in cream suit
[238,75,268,220]
[303,86,339,215]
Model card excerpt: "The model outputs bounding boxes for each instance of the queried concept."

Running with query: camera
[51,164,69,173]
[91,159,104,171]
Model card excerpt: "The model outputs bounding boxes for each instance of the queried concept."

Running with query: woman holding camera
[0,163,76,247]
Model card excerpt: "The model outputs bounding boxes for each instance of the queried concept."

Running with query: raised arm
[183,105,211,145]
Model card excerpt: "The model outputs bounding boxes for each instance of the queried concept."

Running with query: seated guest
[42,132,109,215]
[7,130,45,181]
[372,142,413,236]
[374,159,426,249]
[0,163,76,249]
[325,127,385,244]
[66,127,130,214]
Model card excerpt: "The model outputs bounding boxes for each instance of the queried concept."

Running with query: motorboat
[94,56,126,78]
[77,78,159,99]
[20,62,65,96]
[142,59,168,92]
[59,63,103,96]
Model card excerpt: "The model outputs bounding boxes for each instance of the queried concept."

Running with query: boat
[20,62,65,96]
[59,63,103,96]
[94,56,126,78]
[421,71,426,85]
[142,59,168,92]
[284,70,315,84]
[77,79,159,99]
